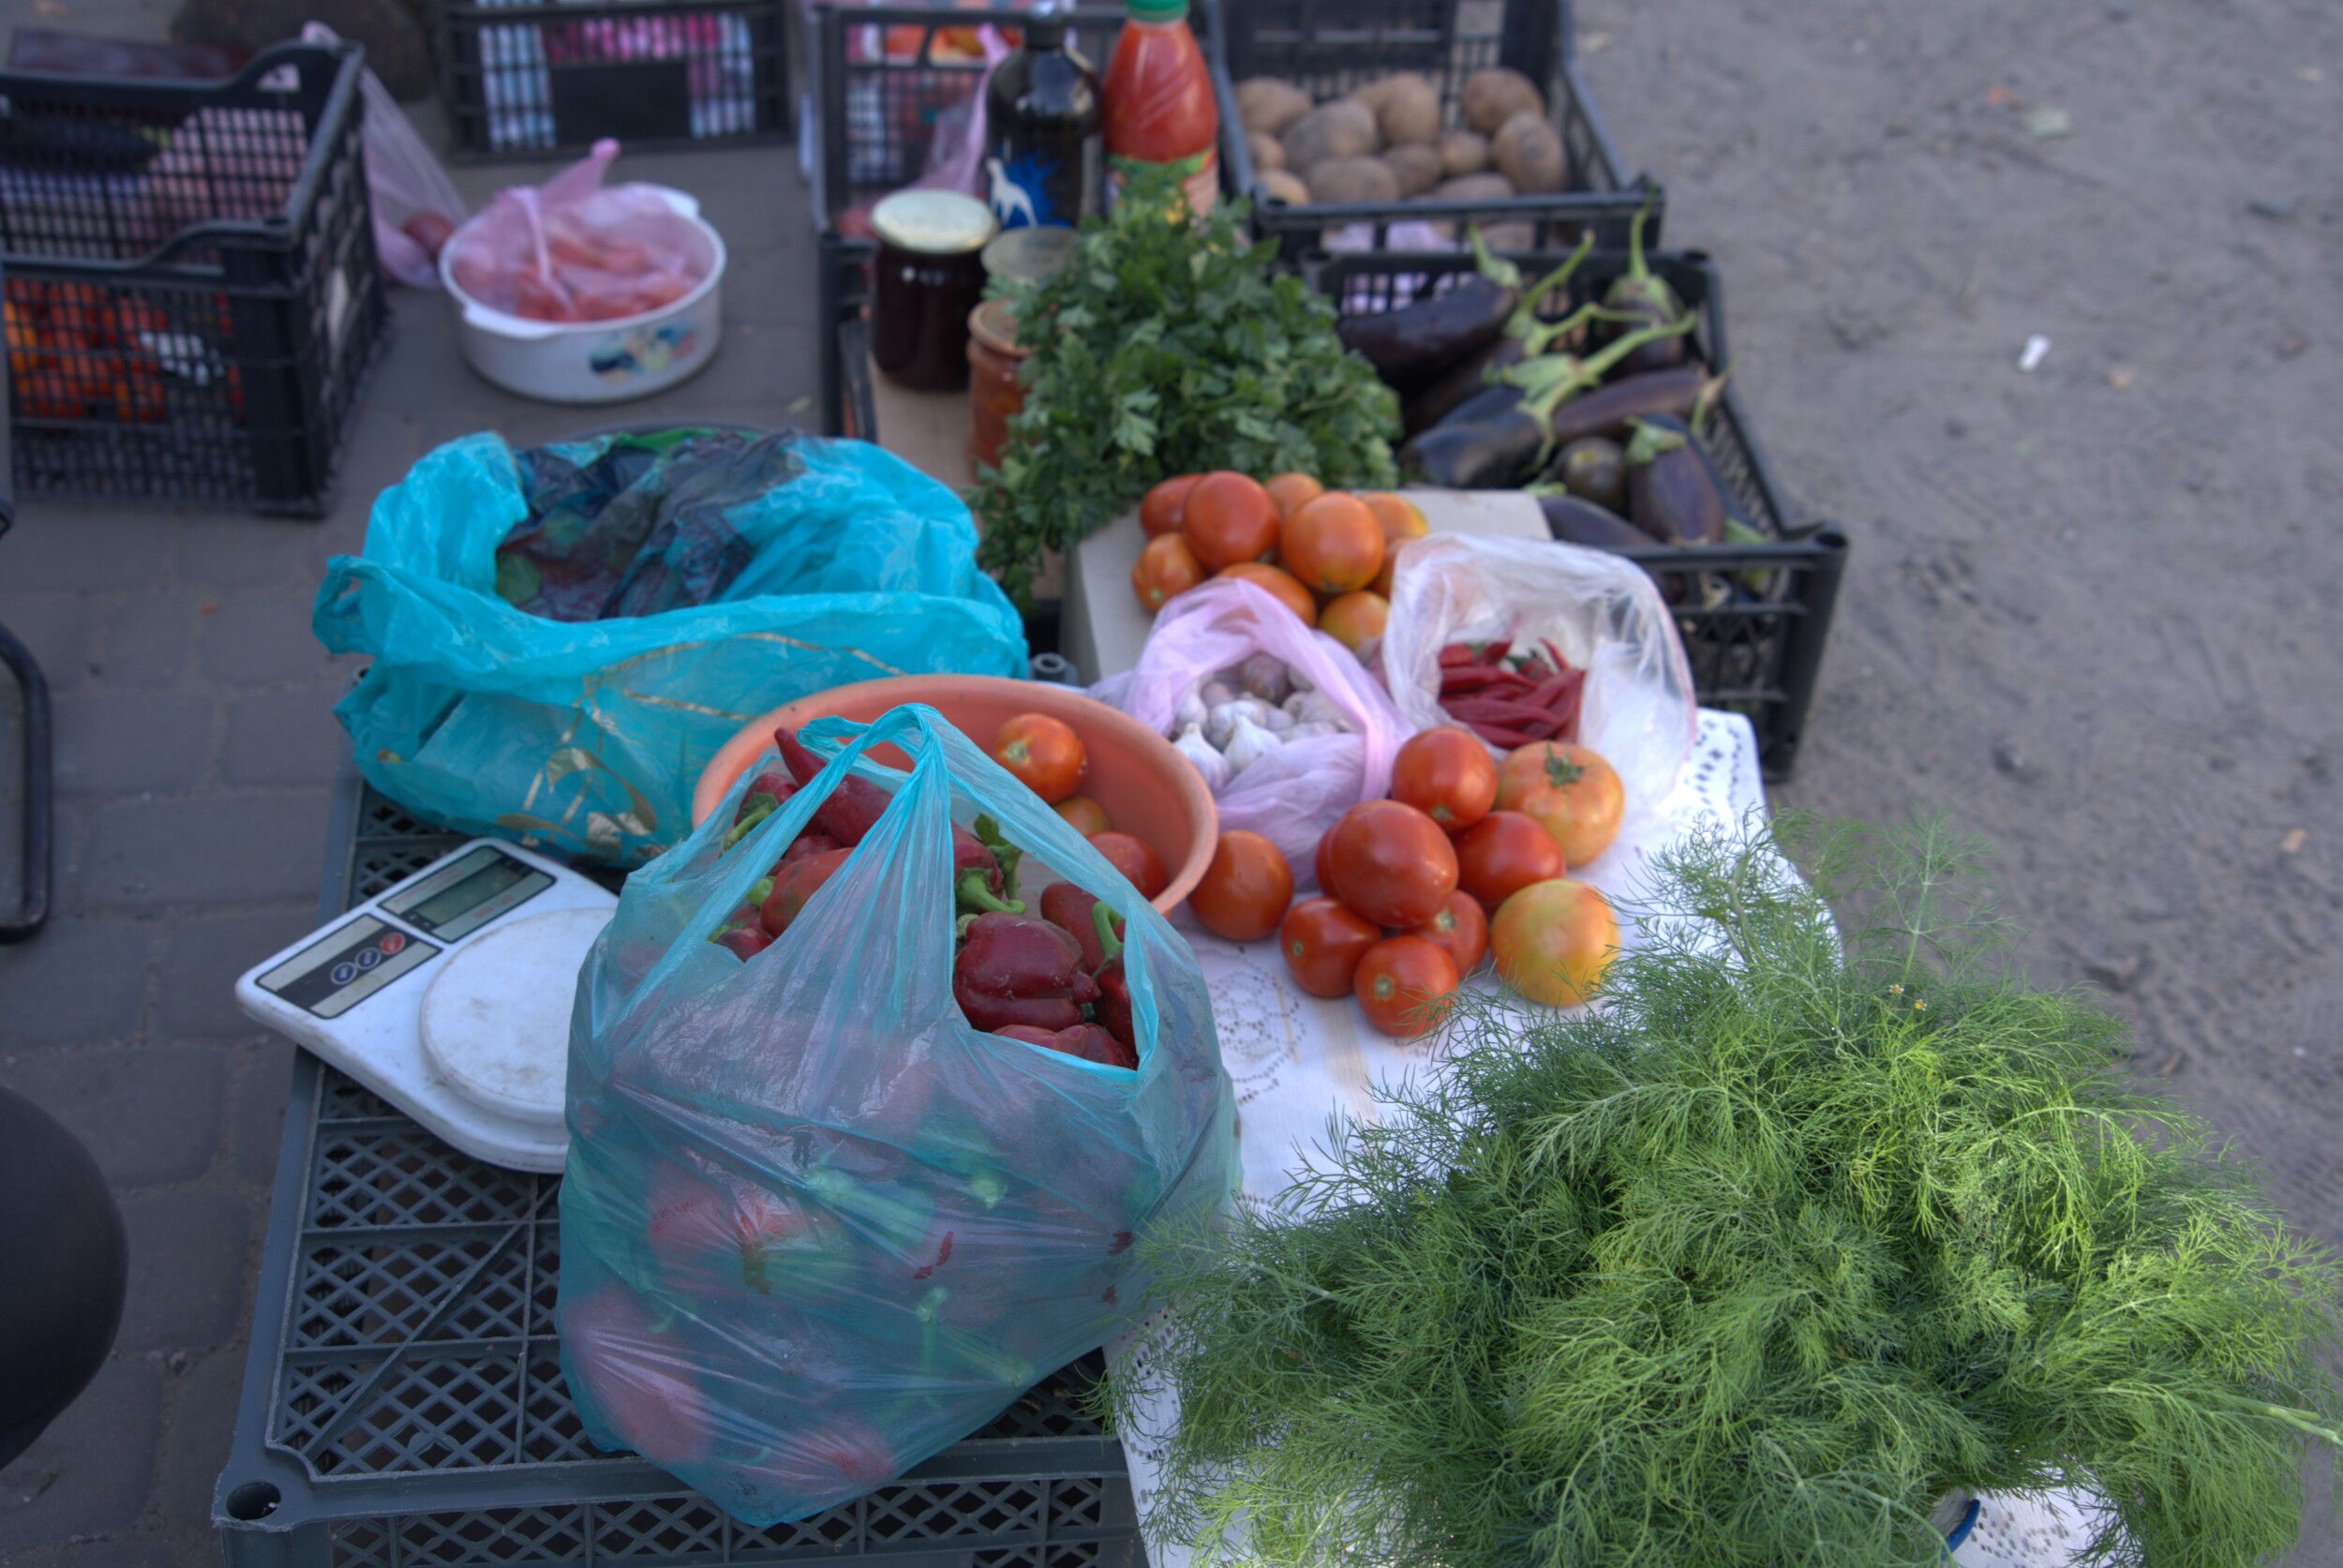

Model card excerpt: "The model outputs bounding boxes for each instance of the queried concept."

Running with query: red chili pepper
[1522,673,1578,711]
[992,1022,1136,1070]
[1439,665,1532,694]
[1477,638,1514,666]
[760,847,851,936]
[1465,722,1541,749]
[1445,696,1564,727]
[775,726,890,846]
[1438,644,1478,668]
[953,913,1101,1033]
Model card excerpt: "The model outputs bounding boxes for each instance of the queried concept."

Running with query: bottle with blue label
[983,5,1100,230]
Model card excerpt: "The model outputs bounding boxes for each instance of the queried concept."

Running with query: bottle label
[1105,148,1217,217]
[986,135,1097,229]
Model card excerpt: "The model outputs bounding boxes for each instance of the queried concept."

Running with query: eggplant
[1545,366,1708,448]
[1403,316,1694,488]
[1538,493,1659,549]
[1338,275,1515,392]
[1624,414,1727,545]
[1399,235,1598,433]
[1598,197,1691,377]
[1553,435,1626,513]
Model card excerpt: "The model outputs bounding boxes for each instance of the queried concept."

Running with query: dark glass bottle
[982,8,1101,231]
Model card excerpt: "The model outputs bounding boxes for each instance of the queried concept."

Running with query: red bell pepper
[953,913,1099,1033]
[1037,882,1127,971]
[775,725,890,845]
[760,847,851,936]
[992,1022,1137,1070]
[1090,905,1136,1057]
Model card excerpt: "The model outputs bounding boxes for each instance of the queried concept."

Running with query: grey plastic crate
[215,769,1144,1566]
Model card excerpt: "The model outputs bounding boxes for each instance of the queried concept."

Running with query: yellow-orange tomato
[1361,492,1428,598]
[1052,796,1112,836]
[1186,830,1293,943]
[1141,474,1201,538]
[1262,470,1324,520]
[1317,590,1388,657]
[992,712,1087,803]
[1132,531,1205,611]
[1216,561,1318,626]
[1489,877,1618,1007]
[1495,742,1626,867]
[1182,471,1280,571]
[1278,493,1384,595]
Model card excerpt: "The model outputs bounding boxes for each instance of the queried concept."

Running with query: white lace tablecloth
[1113,709,2095,1568]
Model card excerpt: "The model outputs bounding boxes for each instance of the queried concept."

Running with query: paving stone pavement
[0,75,820,1560]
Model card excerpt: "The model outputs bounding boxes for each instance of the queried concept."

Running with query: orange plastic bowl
[690,676,1218,916]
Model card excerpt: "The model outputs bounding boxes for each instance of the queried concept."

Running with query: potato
[1461,67,1544,135]
[1429,172,1518,203]
[1436,127,1491,176]
[1281,98,1380,172]
[1368,75,1441,146]
[1247,129,1286,172]
[1491,111,1566,193]
[1261,169,1312,206]
[1306,156,1401,205]
[1236,77,1313,136]
[1351,71,1431,112]
[1382,142,1444,197]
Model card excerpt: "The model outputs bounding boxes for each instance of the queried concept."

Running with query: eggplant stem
[1468,226,1523,292]
[1576,314,1695,382]
[1516,301,1608,357]
[1503,232,1593,336]
[1628,189,1657,283]
[1692,357,1737,440]
[1623,417,1689,466]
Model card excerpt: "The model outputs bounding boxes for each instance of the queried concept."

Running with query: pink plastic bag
[303,23,467,289]
[1090,579,1412,878]
[445,140,710,321]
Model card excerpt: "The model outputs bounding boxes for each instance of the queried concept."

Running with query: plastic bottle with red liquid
[1100,0,1218,215]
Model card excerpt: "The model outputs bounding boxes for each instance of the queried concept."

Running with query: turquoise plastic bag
[555,705,1235,1524]
[314,430,1027,865]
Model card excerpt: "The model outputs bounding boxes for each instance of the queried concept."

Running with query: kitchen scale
[235,838,619,1172]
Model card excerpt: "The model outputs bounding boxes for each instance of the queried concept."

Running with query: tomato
[1353,935,1460,1038]
[1262,470,1323,520]
[1317,590,1387,657]
[1361,492,1428,598]
[1187,829,1293,942]
[1141,473,1201,538]
[1389,725,1499,830]
[1323,799,1458,929]
[1490,878,1618,1007]
[1090,830,1167,899]
[1216,561,1318,627]
[992,712,1088,803]
[1132,531,1205,611]
[1052,796,1112,837]
[1496,742,1626,867]
[1181,470,1279,570]
[1455,810,1565,913]
[1278,493,1384,595]
[1409,889,1488,976]
[1278,896,1380,997]
[1313,829,1336,894]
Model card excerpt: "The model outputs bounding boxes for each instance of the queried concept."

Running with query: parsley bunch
[1117,816,2342,1568]
[973,166,1399,606]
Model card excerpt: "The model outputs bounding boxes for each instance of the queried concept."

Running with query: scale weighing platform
[235,838,618,1173]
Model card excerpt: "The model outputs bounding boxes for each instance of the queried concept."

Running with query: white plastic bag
[303,23,468,289]
[1381,534,1698,856]
[1092,578,1410,877]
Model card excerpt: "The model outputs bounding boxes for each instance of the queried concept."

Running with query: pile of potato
[1233,67,1564,209]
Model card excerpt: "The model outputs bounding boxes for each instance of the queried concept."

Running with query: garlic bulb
[1221,713,1280,776]
[1173,724,1231,793]
[1200,680,1237,709]
[1174,688,1209,734]
[1237,652,1292,705]
[1287,721,1340,741]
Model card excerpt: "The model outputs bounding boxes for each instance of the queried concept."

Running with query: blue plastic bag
[555,704,1235,1523]
[315,430,1027,865]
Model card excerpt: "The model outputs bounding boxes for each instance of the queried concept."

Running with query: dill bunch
[1116,817,2341,1568]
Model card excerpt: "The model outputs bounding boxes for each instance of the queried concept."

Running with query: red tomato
[1353,936,1460,1038]
[1132,531,1205,611]
[1490,878,1619,1007]
[1323,799,1458,929]
[1141,474,1201,537]
[1262,471,1323,520]
[1495,742,1626,868]
[1181,471,1279,571]
[1409,889,1488,975]
[1454,810,1565,913]
[1278,493,1384,595]
[1090,831,1167,899]
[1278,897,1380,998]
[1313,829,1336,894]
[992,712,1088,803]
[1187,830,1293,942]
[1389,726,1500,831]
[1052,796,1112,837]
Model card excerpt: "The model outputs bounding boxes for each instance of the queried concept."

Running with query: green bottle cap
[1125,0,1188,22]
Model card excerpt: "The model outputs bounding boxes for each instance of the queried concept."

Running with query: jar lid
[871,190,998,255]
[969,297,1028,356]
[981,225,1079,284]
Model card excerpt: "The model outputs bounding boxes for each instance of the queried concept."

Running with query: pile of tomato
[1131,470,1429,659]
[3,280,184,426]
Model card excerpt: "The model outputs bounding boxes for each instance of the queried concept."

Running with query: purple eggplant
[1598,197,1691,377]
[1623,414,1727,546]
[1553,435,1626,513]
[1545,366,1709,448]
[1539,492,1659,549]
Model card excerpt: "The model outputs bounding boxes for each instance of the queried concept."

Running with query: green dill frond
[1111,815,2341,1568]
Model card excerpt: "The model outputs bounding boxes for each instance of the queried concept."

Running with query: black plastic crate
[819,228,876,441]
[214,769,1142,1564]
[1314,247,1848,780]
[1216,0,1658,255]
[811,3,1230,231]
[0,42,389,516]
[432,0,791,158]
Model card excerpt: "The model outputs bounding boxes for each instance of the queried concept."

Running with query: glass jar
[966,298,1031,471]
[870,190,997,391]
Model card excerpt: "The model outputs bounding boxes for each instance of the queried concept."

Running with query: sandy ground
[1577,0,2343,1554]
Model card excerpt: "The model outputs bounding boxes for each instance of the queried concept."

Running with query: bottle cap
[1124,0,1187,22]
[982,225,1079,286]
[871,189,998,256]
[1023,7,1068,46]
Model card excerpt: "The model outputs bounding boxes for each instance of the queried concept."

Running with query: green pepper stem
[1092,902,1125,964]
[957,872,1024,916]
[724,795,777,849]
